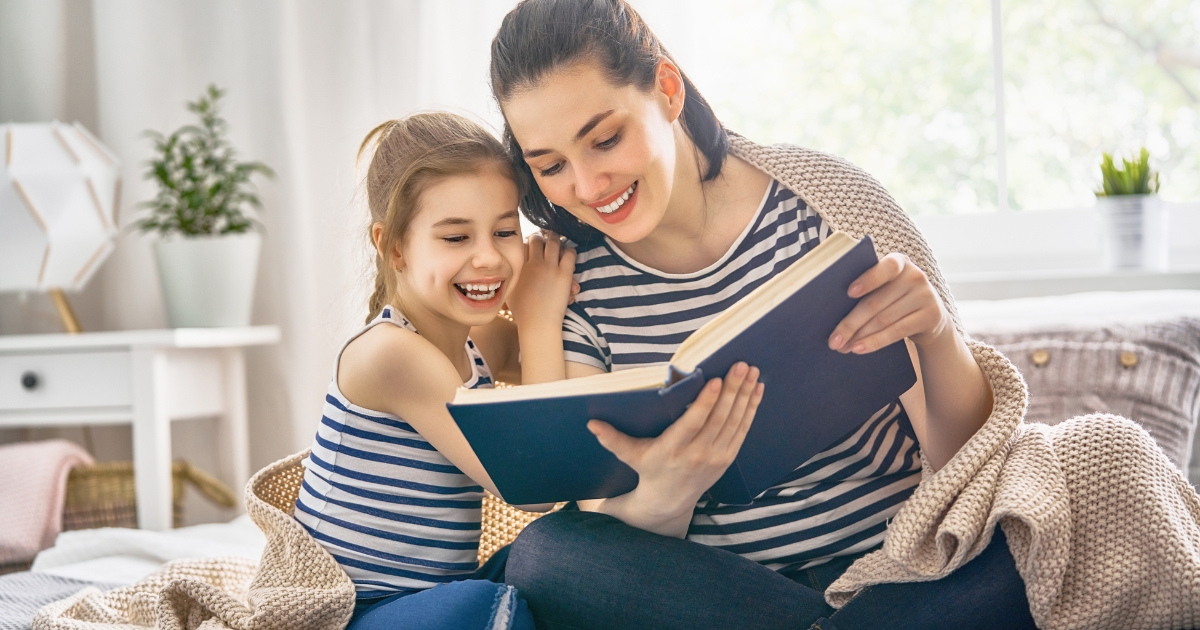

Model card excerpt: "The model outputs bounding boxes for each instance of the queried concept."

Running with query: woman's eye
[596,134,620,149]
[539,162,563,177]
[495,230,519,238]
[442,235,467,244]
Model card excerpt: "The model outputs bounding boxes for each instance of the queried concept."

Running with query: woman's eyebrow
[522,109,616,158]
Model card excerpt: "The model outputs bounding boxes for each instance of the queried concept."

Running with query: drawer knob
[21,371,40,391]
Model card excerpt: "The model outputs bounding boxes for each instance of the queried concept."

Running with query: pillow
[970,318,1200,477]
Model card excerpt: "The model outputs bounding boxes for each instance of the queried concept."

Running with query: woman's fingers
[587,420,649,467]
[659,377,722,447]
[526,232,545,262]
[846,310,931,356]
[829,277,908,352]
[846,252,906,299]
[692,363,750,448]
[713,366,760,448]
[842,292,926,352]
[725,383,765,458]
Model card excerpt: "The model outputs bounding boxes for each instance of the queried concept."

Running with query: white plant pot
[1098,195,1169,271]
[154,232,261,328]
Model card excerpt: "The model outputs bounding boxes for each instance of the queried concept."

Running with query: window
[637,0,1200,214]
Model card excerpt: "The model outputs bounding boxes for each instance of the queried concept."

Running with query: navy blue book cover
[450,235,917,505]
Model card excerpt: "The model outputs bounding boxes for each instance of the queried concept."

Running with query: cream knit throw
[34,136,1200,630]
[730,134,1200,629]
[33,451,354,630]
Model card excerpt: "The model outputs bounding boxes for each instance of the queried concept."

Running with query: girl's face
[391,169,524,328]
[501,60,685,244]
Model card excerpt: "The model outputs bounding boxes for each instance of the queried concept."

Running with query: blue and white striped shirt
[564,180,922,571]
[294,307,493,596]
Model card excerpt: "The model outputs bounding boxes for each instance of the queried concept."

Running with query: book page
[452,365,666,405]
[669,232,858,373]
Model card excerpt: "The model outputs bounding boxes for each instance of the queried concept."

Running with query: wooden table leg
[131,347,173,531]
[217,347,250,508]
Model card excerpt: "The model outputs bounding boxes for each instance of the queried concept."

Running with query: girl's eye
[442,235,467,244]
[596,134,620,149]
[495,230,519,238]
[539,162,563,177]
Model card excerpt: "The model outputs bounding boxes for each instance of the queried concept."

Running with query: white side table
[0,326,280,531]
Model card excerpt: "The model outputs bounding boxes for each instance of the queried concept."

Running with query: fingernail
[848,283,863,297]
[708,379,721,391]
[852,342,867,353]
[829,334,843,349]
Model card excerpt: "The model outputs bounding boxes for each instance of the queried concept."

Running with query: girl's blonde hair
[359,113,518,323]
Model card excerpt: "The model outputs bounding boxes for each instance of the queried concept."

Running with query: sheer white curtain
[0,0,517,511]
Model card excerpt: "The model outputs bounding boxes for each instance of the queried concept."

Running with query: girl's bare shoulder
[338,324,460,415]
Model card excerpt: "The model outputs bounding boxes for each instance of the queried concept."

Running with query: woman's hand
[826,252,993,470]
[585,362,764,537]
[827,252,952,354]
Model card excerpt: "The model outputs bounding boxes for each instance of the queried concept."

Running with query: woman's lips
[591,182,638,225]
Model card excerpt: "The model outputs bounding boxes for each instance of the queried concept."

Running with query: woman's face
[389,170,524,328]
[501,60,685,244]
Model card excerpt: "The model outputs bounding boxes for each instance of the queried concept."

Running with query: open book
[449,232,917,505]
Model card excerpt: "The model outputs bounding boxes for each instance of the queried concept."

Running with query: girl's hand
[586,362,764,537]
[506,230,577,334]
[827,252,954,354]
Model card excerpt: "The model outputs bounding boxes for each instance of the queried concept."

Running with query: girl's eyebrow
[431,217,472,228]
[522,109,616,158]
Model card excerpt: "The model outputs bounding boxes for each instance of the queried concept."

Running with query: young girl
[290,112,575,630]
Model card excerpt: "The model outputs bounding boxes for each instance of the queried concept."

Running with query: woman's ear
[655,58,686,123]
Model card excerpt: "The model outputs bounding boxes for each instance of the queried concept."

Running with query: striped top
[564,180,923,571]
[294,307,493,596]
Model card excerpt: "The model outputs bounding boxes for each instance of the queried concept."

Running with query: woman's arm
[827,253,993,470]
[570,362,764,538]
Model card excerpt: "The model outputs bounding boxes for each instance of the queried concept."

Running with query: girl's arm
[505,232,577,385]
[827,253,993,470]
[338,325,554,511]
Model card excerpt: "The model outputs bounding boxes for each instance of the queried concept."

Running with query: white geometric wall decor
[0,121,121,292]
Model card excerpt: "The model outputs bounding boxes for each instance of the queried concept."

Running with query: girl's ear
[655,58,686,124]
[373,222,405,272]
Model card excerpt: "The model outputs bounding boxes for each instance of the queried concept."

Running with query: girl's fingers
[829,277,908,352]
[713,367,760,448]
[693,363,749,448]
[526,233,545,262]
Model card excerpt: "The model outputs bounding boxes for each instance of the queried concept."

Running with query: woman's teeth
[596,182,636,214]
[455,281,502,301]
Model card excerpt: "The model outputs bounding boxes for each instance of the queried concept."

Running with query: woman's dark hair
[490,0,729,245]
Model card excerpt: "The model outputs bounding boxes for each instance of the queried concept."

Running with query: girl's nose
[473,240,504,268]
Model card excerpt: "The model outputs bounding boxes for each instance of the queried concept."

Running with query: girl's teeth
[456,281,502,300]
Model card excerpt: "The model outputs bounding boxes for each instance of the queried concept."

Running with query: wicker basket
[63,460,237,530]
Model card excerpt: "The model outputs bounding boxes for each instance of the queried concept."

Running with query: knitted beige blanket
[34,136,1200,630]
[732,135,1200,629]
[33,451,354,630]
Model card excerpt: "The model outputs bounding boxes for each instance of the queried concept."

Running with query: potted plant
[137,85,274,327]
[1096,148,1167,271]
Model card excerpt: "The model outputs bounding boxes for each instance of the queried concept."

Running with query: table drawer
[0,350,132,411]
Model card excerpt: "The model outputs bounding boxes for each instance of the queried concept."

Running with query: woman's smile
[588,181,639,224]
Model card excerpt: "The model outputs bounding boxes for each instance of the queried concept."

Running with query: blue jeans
[349,547,536,630]
[506,510,1036,630]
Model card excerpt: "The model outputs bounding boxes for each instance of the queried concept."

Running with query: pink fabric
[0,439,93,564]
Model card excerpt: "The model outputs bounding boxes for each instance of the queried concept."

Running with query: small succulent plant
[1097,148,1160,197]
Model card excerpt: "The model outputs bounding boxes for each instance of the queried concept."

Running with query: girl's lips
[594,182,638,225]
[454,279,505,310]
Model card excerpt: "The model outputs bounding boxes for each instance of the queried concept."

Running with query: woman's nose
[573,162,611,204]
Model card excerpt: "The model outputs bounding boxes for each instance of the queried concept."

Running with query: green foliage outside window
[137,85,274,236]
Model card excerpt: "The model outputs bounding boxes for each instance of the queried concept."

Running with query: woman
[486,1,1035,629]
